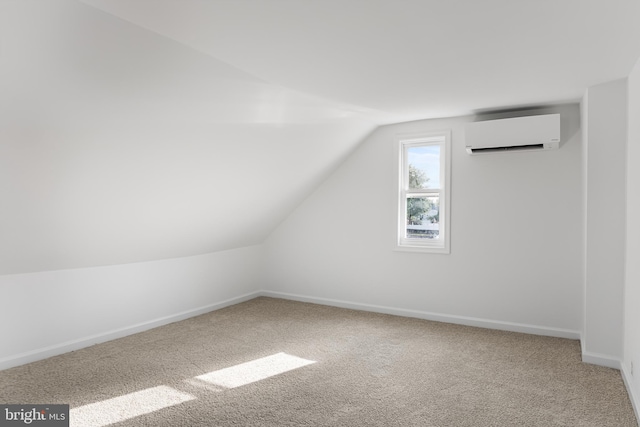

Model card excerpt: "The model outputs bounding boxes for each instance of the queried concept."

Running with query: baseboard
[621,364,640,426]
[578,337,623,369]
[0,291,261,371]
[4,289,615,376]
[581,351,622,369]
[261,290,581,340]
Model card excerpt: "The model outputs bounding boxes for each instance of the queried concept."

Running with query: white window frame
[394,131,451,254]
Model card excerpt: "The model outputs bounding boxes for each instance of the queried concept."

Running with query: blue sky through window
[408,145,440,188]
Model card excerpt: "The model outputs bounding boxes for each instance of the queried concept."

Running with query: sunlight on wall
[69,352,316,426]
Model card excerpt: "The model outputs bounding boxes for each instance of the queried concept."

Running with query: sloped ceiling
[81,0,640,120]
[1,0,639,275]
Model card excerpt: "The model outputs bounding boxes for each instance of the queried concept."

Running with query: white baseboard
[579,337,623,369]
[260,290,582,340]
[621,364,640,426]
[5,289,620,378]
[0,291,261,371]
[581,351,622,369]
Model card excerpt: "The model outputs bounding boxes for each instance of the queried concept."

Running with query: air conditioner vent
[468,143,545,154]
[465,114,560,155]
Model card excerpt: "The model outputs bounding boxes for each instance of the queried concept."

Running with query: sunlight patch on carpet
[69,385,195,427]
[194,352,316,389]
[68,353,314,426]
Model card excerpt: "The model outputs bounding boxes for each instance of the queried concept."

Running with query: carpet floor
[0,297,636,426]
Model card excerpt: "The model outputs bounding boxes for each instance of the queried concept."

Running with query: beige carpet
[0,297,636,426]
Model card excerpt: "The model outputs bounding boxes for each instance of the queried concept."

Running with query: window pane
[407,145,440,189]
[406,196,439,239]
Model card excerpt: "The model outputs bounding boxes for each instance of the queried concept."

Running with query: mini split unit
[465,113,561,155]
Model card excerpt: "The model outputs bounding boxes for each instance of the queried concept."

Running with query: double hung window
[396,132,451,253]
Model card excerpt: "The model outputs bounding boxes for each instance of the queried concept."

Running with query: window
[396,131,451,253]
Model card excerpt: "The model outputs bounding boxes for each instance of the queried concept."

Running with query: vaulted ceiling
[2,0,639,275]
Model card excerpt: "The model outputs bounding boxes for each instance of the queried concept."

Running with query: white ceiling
[81,0,640,120]
[1,0,639,274]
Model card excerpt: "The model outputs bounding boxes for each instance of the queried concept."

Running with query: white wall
[0,0,377,276]
[0,245,262,370]
[624,57,640,416]
[264,104,584,337]
[582,79,627,366]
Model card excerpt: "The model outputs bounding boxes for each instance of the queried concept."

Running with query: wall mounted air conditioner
[465,113,560,155]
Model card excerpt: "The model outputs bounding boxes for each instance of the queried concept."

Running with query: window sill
[394,244,450,254]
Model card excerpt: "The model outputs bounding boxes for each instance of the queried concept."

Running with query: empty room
[2,0,640,426]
